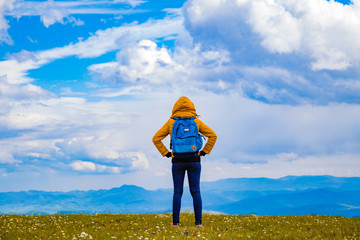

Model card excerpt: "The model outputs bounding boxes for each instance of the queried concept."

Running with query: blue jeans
[172,162,202,225]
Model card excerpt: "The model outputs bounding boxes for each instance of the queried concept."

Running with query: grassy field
[0,213,359,239]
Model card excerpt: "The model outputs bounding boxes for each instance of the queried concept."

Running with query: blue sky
[0,0,360,191]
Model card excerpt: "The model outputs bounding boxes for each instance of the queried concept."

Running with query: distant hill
[209,188,360,216]
[0,175,359,217]
[201,175,360,191]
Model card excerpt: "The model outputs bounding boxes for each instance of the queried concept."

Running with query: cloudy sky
[0,0,359,192]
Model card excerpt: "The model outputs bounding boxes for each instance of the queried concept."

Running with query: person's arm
[196,119,217,154]
[152,119,171,156]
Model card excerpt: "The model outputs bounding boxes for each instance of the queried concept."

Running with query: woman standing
[152,96,217,228]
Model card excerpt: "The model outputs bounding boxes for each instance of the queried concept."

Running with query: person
[152,96,217,228]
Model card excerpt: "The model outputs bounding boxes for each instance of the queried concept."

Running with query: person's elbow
[211,132,217,142]
[152,135,158,145]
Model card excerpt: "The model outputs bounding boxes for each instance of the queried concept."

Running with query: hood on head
[171,96,197,118]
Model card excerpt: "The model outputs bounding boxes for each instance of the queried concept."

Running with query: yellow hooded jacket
[152,96,217,157]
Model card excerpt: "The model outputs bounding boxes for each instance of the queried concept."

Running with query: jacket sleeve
[152,119,171,156]
[196,119,217,154]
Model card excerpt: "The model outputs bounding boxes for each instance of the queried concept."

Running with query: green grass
[1,213,359,239]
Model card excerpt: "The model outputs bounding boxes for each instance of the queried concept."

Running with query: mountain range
[1,175,359,217]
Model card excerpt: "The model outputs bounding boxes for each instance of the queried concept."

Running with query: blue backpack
[171,117,204,158]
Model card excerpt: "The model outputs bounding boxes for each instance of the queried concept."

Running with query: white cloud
[0,74,55,125]
[0,0,15,44]
[118,40,174,81]
[0,89,360,191]
[0,59,40,84]
[70,160,122,173]
[55,136,150,172]
[183,0,360,70]
[0,92,152,176]
[248,0,301,53]
[93,85,150,98]
[311,49,351,71]
[89,39,177,85]
[0,149,20,164]
[0,74,54,100]
[87,37,355,104]
[37,16,185,60]
[39,1,68,27]
[67,16,84,26]
[89,39,231,88]
[114,0,147,8]
[37,5,85,28]
[120,152,150,171]
[70,160,96,172]
[201,93,360,158]
[0,1,14,15]
[0,0,147,46]
[5,0,146,28]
